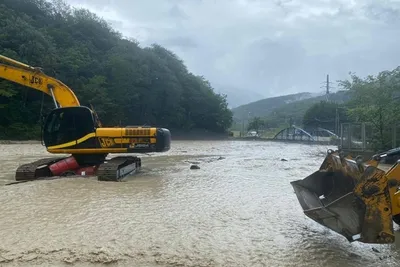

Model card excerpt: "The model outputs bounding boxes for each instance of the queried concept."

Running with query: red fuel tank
[49,156,79,176]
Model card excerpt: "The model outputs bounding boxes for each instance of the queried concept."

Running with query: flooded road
[0,140,399,267]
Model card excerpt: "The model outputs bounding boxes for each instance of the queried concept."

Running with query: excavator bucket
[291,149,395,244]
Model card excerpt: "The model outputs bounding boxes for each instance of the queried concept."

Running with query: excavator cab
[43,106,97,148]
[291,149,398,244]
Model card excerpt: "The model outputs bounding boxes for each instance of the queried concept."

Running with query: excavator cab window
[43,106,96,147]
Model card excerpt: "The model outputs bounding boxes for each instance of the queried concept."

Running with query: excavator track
[15,156,66,181]
[97,156,141,181]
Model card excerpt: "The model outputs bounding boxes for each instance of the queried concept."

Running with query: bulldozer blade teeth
[291,152,395,244]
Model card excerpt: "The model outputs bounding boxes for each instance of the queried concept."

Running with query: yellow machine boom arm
[0,55,80,108]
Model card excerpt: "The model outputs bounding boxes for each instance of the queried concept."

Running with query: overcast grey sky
[63,0,400,107]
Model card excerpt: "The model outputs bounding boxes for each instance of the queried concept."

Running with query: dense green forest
[0,0,233,140]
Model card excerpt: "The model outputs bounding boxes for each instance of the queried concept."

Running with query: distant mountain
[232,92,317,119]
[214,86,266,108]
[232,90,351,124]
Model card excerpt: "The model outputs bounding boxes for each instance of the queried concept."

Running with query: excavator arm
[0,55,80,107]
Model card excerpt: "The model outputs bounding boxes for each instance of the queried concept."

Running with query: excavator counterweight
[0,55,171,182]
[291,149,400,244]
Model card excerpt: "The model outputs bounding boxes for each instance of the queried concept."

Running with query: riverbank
[0,140,42,144]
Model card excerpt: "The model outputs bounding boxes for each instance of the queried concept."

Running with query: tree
[303,101,349,133]
[247,116,265,133]
[338,69,400,150]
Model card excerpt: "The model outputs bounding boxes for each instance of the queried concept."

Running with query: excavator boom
[0,54,171,182]
[0,55,80,107]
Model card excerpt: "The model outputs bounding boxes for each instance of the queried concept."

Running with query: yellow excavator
[291,148,400,244]
[0,54,171,181]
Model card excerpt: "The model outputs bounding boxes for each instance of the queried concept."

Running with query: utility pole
[335,107,339,135]
[241,111,250,137]
[241,116,244,137]
[320,74,335,101]
[326,74,330,95]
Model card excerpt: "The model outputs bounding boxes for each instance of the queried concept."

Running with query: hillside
[0,0,233,139]
[231,90,351,131]
[232,92,320,119]
[267,90,351,125]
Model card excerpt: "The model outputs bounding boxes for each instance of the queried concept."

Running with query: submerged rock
[190,164,200,170]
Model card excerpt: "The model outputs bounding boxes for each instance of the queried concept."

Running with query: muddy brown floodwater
[0,140,399,267]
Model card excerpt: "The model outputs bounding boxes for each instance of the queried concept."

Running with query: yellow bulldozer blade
[291,149,395,244]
